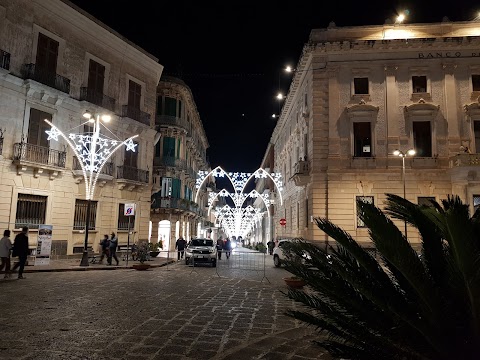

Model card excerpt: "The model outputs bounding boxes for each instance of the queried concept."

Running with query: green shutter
[163,137,175,157]
[171,178,181,198]
[165,97,176,116]
[176,138,181,158]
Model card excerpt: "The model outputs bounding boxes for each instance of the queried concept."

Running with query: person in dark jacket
[99,234,110,264]
[216,238,224,260]
[108,232,119,266]
[267,240,275,255]
[175,237,187,261]
[11,227,29,279]
[224,238,232,259]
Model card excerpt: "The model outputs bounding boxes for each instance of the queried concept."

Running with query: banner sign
[34,224,52,266]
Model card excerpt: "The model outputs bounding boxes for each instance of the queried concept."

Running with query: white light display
[44,118,138,200]
[196,166,283,238]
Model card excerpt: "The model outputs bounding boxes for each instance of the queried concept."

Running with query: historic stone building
[0,0,163,255]
[150,76,211,252]
[269,20,480,248]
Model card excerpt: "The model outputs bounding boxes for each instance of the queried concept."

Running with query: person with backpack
[99,234,110,264]
[108,232,119,266]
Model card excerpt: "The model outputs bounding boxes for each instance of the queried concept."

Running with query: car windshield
[190,239,214,247]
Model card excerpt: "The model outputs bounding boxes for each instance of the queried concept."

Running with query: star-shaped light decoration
[125,138,137,152]
[46,127,61,141]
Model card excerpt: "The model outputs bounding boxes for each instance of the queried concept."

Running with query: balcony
[290,160,310,186]
[449,153,480,182]
[0,49,10,71]
[116,165,149,190]
[185,165,196,179]
[72,156,114,186]
[154,156,186,169]
[22,64,70,94]
[151,194,205,218]
[13,142,66,179]
[122,105,150,126]
[155,115,191,133]
[80,87,115,112]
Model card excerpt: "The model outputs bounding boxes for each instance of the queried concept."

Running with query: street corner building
[150,75,213,252]
[0,0,163,256]
[265,20,480,249]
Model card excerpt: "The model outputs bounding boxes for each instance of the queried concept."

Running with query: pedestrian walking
[108,232,119,265]
[11,227,29,279]
[0,229,12,279]
[99,234,110,264]
[267,239,275,255]
[216,237,224,260]
[224,238,232,259]
[175,236,187,261]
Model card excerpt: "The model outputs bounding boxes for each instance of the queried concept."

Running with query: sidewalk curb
[19,260,176,273]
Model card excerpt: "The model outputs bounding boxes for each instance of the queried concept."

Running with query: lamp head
[83,110,92,120]
[276,93,284,100]
[393,150,401,156]
[396,13,406,23]
[101,114,111,122]
[407,149,416,156]
[285,65,294,73]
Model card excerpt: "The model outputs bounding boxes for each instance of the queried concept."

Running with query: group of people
[216,237,233,259]
[99,232,119,265]
[0,227,30,279]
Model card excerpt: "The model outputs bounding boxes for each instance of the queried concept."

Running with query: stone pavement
[0,249,332,360]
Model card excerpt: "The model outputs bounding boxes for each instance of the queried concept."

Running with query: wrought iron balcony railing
[154,155,186,169]
[122,105,150,126]
[13,142,66,168]
[155,115,191,132]
[0,49,10,71]
[22,64,71,94]
[151,194,205,217]
[450,153,480,167]
[117,165,149,183]
[73,156,114,176]
[79,87,115,112]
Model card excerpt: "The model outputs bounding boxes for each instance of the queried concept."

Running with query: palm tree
[281,194,480,360]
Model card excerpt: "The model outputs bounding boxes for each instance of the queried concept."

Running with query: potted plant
[283,276,306,289]
[148,242,160,258]
[132,241,150,270]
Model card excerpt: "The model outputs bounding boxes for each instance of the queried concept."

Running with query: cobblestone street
[0,252,331,360]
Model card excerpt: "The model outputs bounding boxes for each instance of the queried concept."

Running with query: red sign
[279,218,286,226]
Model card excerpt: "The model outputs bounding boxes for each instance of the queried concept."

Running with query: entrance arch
[158,220,171,257]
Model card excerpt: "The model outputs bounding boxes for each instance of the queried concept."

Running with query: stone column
[443,63,460,147]
[327,66,340,158]
[150,218,159,243]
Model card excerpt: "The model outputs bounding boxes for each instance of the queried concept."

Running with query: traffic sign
[279,218,286,226]
[124,203,135,216]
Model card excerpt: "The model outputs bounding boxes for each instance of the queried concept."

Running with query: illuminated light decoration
[44,119,138,200]
[197,166,283,237]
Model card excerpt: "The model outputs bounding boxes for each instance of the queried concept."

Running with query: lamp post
[393,149,416,239]
[44,110,139,266]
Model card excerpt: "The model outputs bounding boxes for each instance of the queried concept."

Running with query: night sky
[69,0,479,172]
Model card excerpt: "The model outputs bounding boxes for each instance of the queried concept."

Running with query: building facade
[269,20,480,248]
[0,0,163,255]
[150,76,211,252]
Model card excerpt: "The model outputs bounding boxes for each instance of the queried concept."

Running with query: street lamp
[393,148,416,239]
[44,110,139,266]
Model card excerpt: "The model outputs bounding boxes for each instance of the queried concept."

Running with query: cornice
[346,101,379,119]
[404,100,440,119]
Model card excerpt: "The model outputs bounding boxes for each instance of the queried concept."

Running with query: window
[472,75,480,92]
[475,121,480,153]
[356,196,373,228]
[413,121,432,157]
[36,33,59,72]
[353,77,369,95]
[353,122,372,157]
[418,197,435,207]
[15,194,47,229]
[171,178,181,198]
[128,80,142,109]
[73,199,98,230]
[87,59,105,94]
[124,141,138,168]
[161,177,172,197]
[28,109,51,147]
[118,203,135,230]
[178,100,182,118]
[176,138,181,159]
[412,76,427,93]
[163,136,175,158]
[474,195,480,213]
[164,97,177,117]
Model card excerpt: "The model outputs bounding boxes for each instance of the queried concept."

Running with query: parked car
[185,238,217,267]
[273,239,313,268]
